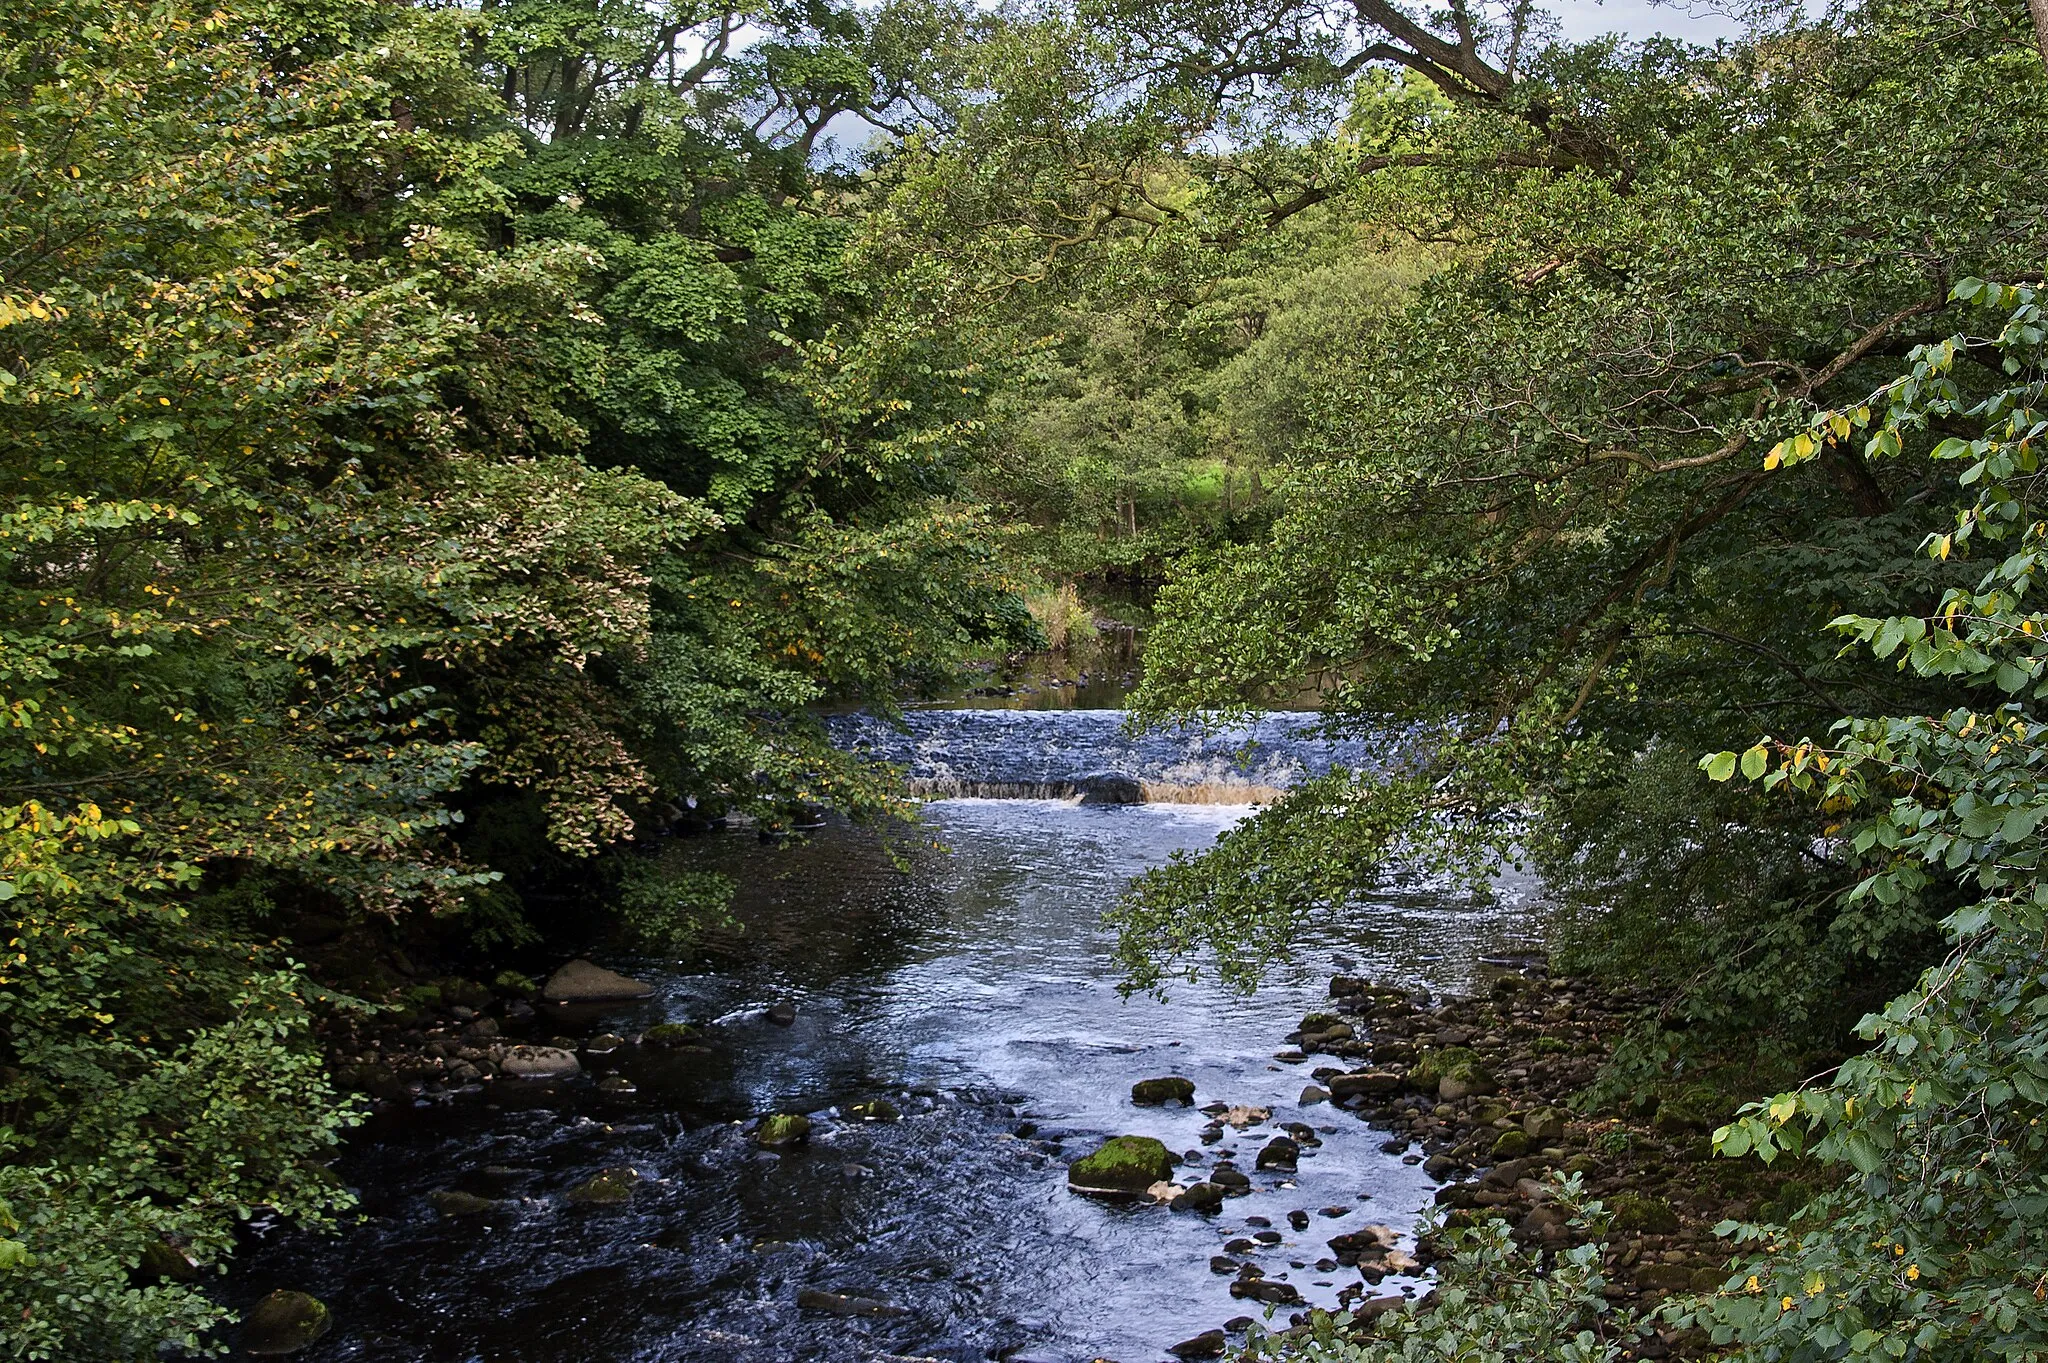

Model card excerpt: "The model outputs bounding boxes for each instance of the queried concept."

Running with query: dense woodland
[4,0,2048,1357]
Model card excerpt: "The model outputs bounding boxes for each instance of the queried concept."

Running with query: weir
[828,708,1402,804]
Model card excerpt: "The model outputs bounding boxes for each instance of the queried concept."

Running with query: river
[231,712,1543,1362]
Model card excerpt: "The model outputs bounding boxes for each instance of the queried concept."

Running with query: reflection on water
[234,800,1545,1363]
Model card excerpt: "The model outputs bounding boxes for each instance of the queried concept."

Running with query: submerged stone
[541,959,654,1003]
[565,1167,640,1206]
[427,1190,499,1216]
[846,1099,901,1122]
[796,1288,906,1317]
[241,1291,331,1355]
[641,1022,701,1048]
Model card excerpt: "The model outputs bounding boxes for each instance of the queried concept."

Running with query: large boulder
[1131,1076,1196,1106]
[500,1045,580,1079]
[542,959,654,1003]
[1067,1136,1174,1195]
[241,1291,331,1355]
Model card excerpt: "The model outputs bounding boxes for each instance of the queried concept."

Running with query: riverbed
[233,755,1542,1361]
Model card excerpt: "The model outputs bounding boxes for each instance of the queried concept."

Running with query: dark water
[236,752,1541,1362]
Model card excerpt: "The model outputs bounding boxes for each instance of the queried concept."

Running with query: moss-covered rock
[438,976,493,1010]
[241,1291,331,1355]
[1651,1100,1707,1134]
[1131,1076,1196,1106]
[428,1190,500,1216]
[565,1166,640,1206]
[1067,1136,1174,1194]
[754,1113,812,1149]
[846,1099,900,1122]
[1489,1129,1531,1160]
[137,1239,197,1282]
[1410,1046,1476,1089]
[1437,1057,1497,1101]
[641,1022,701,1048]
[492,968,538,996]
[1523,1106,1568,1143]
[1609,1192,1680,1234]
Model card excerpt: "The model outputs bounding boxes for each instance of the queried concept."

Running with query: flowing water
[233,713,1544,1363]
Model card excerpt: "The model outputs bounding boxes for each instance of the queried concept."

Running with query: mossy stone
[1523,1106,1569,1143]
[428,1190,499,1216]
[1609,1192,1680,1234]
[1131,1076,1196,1106]
[1490,1129,1531,1160]
[1437,1058,1498,1101]
[492,969,538,996]
[565,1166,640,1205]
[241,1291,331,1355]
[1067,1135,1175,1194]
[642,1022,701,1048]
[138,1239,197,1282]
[755,1113,812,1149]
[846,1099,900,1122]
[1410,1046,1477,1089]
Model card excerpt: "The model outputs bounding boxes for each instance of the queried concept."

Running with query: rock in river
[241,1290,331,1355]
[1168,1328,1227,1359]
[1077,771,1144,804]
[500,1045,580,1079]
[755,1113,812,1149]
[427,1190,500,1217]
[796,1288,906,1317]
[1131,1076,1196,1106]
[565,1167,640,1206]
[641,1021,702,1048]
[1067,1135,1174,1195]
[1255,1136,1300,1171]
[1228,1278,1302,1305]
[541,958,654,1003]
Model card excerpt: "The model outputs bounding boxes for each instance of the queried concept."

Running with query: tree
[1099,0,2048,1095]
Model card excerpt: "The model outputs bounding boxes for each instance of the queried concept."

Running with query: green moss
[1609,1192,1680,1234]
[754,1113,812,1148]
[1490,1129,1531,1160]
[241,1291,331,1355]
[1410,1046,1478,1089]
[1067,1135,1174,1193]
[642,1022,701,1048]
[565,1167,640,1205]
[846,1099,900,1122]
[492,969,538,996]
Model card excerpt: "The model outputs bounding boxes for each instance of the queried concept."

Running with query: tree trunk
[2032,0,2048,77]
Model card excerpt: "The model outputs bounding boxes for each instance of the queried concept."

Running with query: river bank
[1285,963,1815,1362]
